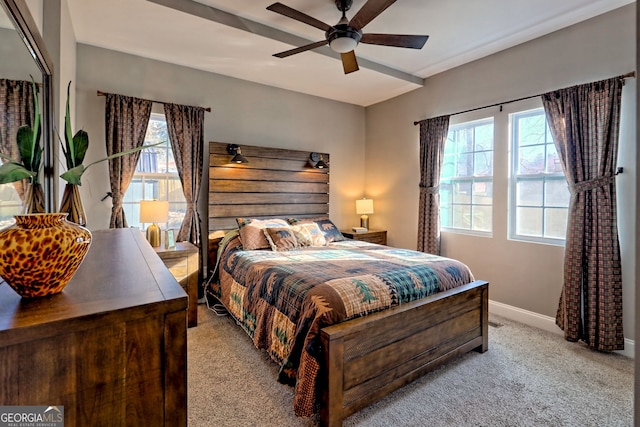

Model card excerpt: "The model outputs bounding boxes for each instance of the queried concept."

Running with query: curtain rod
[96,90,211,112]
[413,71,635,125]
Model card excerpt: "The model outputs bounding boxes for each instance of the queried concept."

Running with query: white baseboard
[489,299,634,359]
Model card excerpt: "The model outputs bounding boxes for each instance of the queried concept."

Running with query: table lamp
[140,200,169,247]
[356,198,374,230]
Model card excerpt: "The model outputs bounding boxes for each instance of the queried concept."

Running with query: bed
[206,142,488,426]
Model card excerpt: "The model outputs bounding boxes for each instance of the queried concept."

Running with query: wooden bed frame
[320,280,488,426]
[208,142,489,427]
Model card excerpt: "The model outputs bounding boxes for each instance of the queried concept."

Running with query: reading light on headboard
[310,152,328,169]
[227,144,248,164]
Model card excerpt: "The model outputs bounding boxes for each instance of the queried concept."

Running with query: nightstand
[341,229,387,245]
[155,241,199,327]
[207,235,224,274]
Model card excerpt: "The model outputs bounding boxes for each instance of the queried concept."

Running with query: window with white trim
[123,113,186,230]
[440,118,494,233]
[0,183,20,228]
[509,108,569,244]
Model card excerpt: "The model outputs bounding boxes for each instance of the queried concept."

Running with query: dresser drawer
[359,233,386,245]
[341,230,387,245]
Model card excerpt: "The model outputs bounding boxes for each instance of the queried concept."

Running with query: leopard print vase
[0,213,92,298]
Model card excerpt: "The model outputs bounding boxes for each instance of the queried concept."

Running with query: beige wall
[73,44,366,235]
[43,0,77,205]
[365,5,636,341]
[0,27,40,80]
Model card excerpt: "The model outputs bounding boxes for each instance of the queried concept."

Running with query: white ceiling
[66,0,632,107]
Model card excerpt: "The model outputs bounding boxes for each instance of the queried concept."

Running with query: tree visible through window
[123,113,186,230]
[440,118,494,233]
[510,109,569,243]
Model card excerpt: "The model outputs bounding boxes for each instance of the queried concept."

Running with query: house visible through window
[440,118,494,233]
[509,108,569,244]
[123,113,186,230]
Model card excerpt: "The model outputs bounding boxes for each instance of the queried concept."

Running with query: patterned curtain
[0,79,35,200]
[163,103,205,245]
[417,115,450,254]
[541,77,624,352]
[105,93,152,228]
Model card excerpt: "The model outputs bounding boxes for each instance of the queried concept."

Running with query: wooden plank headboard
[208,142,330,233]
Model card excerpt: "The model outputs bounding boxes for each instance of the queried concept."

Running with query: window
[440,118,494,233]
[0,183,21,228]
[509,108,569,244]
[123,113,186,230]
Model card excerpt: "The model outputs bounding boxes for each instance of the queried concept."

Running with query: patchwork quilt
[208,235,474,417]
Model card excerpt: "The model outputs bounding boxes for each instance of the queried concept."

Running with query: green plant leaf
[32,81,41,165]
[60,81,88,170]
[64,81,75,169]
[17,125,36,170]
[72,129,89,166]
[60,142,163,185]
[59,164,85,185]
[58,81,88,180]
[0,77,41,185]
[32,120,42,173]
[0,162,36,184]
[26,77,41,174]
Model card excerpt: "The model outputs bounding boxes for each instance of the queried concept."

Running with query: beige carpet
[188,304,633,427]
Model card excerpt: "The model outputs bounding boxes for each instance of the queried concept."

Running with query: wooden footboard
[319,280,489,427]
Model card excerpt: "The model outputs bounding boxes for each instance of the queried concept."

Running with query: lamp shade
[315,156,328,169]
[356,198,374,215]
[227,144,248,164]
[231,149,248,164]
[140,200,169,224]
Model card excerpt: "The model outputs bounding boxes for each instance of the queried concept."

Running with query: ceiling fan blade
[273,40,328,58]
[341,51,359,74]
[349,0,397,30]
[360,33,429,49]
[266,3,332,32]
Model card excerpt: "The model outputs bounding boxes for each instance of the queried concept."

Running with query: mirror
[0,0,53,222]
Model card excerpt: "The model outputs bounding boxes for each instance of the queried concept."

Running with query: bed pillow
[236,217,288,250]
[287,217,344,242]
[290,224,312,247]
[263,226,299,251]
[286,216,328,225]
[314,219,345,242]
[292,222,326,247]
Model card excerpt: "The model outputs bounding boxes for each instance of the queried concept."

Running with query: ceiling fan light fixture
[327,23,361,54]
[329,36,358,53]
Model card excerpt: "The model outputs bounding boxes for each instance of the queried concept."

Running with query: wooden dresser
[0,228,187,426]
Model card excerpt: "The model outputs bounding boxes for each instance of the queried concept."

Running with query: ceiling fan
[267,0,429,74]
